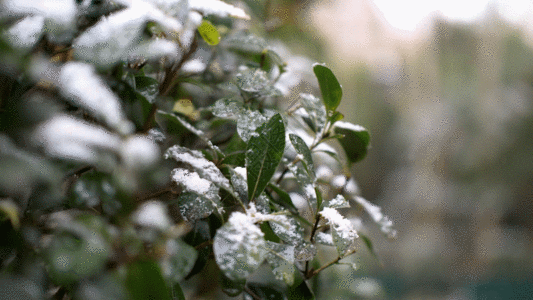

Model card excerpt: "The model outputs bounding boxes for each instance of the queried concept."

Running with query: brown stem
[159,37,198,96]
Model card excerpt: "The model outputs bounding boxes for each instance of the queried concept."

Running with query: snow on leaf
[166,145,231,192]
[4,15,44,51]
[326,194,350,209]
[294,241,316,261]
[320,207,358,256]
[177,191,222,222]
[58,62,133,133]
[269,216,305,246]
[315,232,334,246]
[213,211,266,281]
[120,135,160,170]
[132,200,171,230]
[33,115,121,164]
[230,167,248,203]
[237,110,267,142]
[246,114,285,201]
[189,0,249,20]
[353,196,397,239]
[212,98,243,119]
[264,241,296,286]
[289,134,315,179]
[333,121,370,164]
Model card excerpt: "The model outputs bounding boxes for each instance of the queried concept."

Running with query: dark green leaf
[221,273,246,297]
[333,121,370,164]
[313,64,342,113]
[267,182,298,214]
[171,282,186,300]
[198,20,220,46]
[246,114,285,201]
[329,111,344,124]
[286,280,315,300]
[126,260,171,300]
[360,233,378,259]
[289,134,315,179]
[246,283,287,300]
[166,239,198,283]
[135,76,159,104]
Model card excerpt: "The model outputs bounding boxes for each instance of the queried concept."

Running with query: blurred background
[247,0,533,298]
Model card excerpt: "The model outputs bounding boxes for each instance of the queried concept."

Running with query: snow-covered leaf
[326,194,350,209]
[120,135,160,170]
[189,0,249,20]
[230,167,248,203]
[294,241,317,262]
[333,121,370,164]
[213,211,266,281]
[264,241,297,286]
[212,98,243,119]
[33,115,121,165]
[353,196,397,238]
[166,145,232,192]
[132,201,171,230]
[269,216,305,246]
[4,16,44,52]
[176,191,222,222]
[320,207,358,256]
[246,114,285,201]
[235,68,281,97]
[58,62,133,133]
[224,32,266,54]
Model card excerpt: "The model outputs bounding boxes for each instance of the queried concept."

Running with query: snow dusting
[190,0,250,20]
[5,16,44,51]
[171,169,212,195]
[353,196,397,238]
[334,121,367,132]
[320,207,358,240]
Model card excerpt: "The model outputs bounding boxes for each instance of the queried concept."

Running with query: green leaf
[46,217,111,285]
[287,280,315,300]
[246,114,285,201]
[320,208,358,256]
[313,64,342,113]
[135,76,159,104]
[333,121,370,164]
[198,20,220,46]
[176,190,222,222]
[269,216,305,246]
[213,211,267,281]
[212,98,243,119]
[329,111,344,124]
[326,194,350,209]
[246,283,287,300]
[359,233,379,259]
[237,109,267,142]
[289,134,315,179]
[126,260,171,300]
[267,183,298,214]
[171,282,186,300]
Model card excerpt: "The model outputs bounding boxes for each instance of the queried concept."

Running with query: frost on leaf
[264,241,297,286]
[320,207,358,256]
[294,241,317,262]
[59,62,132,133]
[212,98,243,119]
[353,196,397,238]
[230,167,248,203]
[189,0,250,20]
[166,145,232,192]
[235,68,281,97]
[326,194,350,209]
[237,110,267,142]
[299,93,327,133]
[213,211,266,281]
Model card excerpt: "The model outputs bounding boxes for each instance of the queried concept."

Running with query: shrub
[0,1,395,299]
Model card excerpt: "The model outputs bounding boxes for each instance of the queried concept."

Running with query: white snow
[316,232,334,246]
[320,207,359,240]
[189,0,250,19]
[59,62,133,133]
[353,196,397,238]
[120,135,160,170]
[171,169,212,195]
[5,16,45,50]
[331,175,347,189]
[328,194,350,209]
[34,115,121,163]
[334,121,367,132]
[132,200,171,230]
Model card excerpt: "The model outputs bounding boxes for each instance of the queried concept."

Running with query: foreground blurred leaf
[198,20,220,46]
[126,260,171,300]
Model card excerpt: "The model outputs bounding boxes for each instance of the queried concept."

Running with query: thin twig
[244,286,262,300]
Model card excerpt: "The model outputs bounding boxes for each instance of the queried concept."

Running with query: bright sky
[371,0,533,31]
